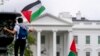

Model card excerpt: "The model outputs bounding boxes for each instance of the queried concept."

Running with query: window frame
[74,35,78,44]
[98,36,100,44]
[57,52,60,56]
[41,35,45,44]
[98,52,100,56]
[86,52,90,56]
[86,35,90,44]
[76,52,78,56]
[56,35,60,44]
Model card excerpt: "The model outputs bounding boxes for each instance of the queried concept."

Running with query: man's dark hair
[17,18,23,23]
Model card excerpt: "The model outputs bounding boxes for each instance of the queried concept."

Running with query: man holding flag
[4,0,45,56]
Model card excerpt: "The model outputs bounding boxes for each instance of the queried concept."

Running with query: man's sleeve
[14,25,19,32]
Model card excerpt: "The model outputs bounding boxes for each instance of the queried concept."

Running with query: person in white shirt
[4,17,33,56]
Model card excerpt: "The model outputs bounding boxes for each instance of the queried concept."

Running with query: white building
[27,12,100,56]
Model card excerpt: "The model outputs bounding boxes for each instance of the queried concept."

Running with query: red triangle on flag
[70,39,77,53]
[22,11,32,23]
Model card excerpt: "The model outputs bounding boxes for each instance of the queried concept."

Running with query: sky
[0,0,100,20]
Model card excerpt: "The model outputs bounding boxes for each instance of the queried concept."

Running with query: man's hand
[29,28,36,32]
[3,27,8,31]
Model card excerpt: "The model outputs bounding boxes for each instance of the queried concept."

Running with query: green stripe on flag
[68,51,76,56]
[31,6,45,21]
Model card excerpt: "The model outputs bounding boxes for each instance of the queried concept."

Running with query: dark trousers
[14,39,26,56]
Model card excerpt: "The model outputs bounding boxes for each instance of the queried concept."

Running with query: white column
[53,30,57,56]
[64,32,68,56]
[37,31,41,56]
[67,31,73,55]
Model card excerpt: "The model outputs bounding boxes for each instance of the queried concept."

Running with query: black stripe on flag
[21,0,41,12]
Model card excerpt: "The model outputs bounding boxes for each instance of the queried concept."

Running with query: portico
[27,13,73,56]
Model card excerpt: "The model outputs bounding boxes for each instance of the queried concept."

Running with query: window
[41,35,45,44]
[57,52,60,56]
[74,36,78,44]
[86,52,90,56]
[57,35,60,44]
[98,52,100,56]
[98,36,100,44]
[76,52,78,56]
[86,36,90,44]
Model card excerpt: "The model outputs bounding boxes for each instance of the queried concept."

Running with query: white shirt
[14,23,28,39]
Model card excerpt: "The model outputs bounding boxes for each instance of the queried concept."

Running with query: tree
[24,32,36,56]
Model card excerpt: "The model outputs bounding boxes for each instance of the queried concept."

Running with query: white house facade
[27,12,100,56]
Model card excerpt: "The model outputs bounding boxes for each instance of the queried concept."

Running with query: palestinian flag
[68,39,77,56]
[21,0,45,22]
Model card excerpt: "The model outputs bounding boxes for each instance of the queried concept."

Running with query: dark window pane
[41,35,45,44]
[57,52,60,56]
[86,52,90,56]
[86,36,90,44]
[98,52,100,56]
[98,36,100,44]
[76,52,78,56]
[57,35,60,44]
[74,36,78,44]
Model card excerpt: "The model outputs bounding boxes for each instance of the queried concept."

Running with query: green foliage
[24,46,33,56]
[24,32,36,56]
[27,32,36,45]
[7,42,14,56]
